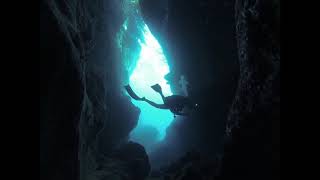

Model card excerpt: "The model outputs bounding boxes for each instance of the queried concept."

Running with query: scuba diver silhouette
[125,84,198,117]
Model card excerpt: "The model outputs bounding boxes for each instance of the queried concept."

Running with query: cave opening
[117,0,174,154]
[128,23,174,154]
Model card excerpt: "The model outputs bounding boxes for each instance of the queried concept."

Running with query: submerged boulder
[111,142,151,180]
[87,142,151,180]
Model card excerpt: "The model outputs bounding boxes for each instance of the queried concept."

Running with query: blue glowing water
[128,24,173,145]
[115,0,174,153]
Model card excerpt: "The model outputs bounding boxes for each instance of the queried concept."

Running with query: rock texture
[40,0,148,180]
[140,0,239,168]
[140,0,280,179]
[149,151,220,180]
[220,0,280,179]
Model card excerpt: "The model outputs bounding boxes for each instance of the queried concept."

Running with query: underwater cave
[40,0,280,179]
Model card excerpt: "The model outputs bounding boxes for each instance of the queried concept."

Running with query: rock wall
[40,0,149,179]
[139,0,280,178]
[139,0,240,168]
[219,0,280,179]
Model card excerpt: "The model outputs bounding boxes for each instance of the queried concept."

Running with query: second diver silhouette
[125,84,198,118]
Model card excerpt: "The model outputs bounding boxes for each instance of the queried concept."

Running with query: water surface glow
[129,24,173,145]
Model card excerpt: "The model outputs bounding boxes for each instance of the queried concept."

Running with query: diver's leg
[159,92,166,102]
[142,98,167,109]
[151,84,166,102]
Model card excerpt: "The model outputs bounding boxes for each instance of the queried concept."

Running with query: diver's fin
[151,84,162,94]
[124,85,143,100]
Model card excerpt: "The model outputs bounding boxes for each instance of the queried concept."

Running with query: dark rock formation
[40,0,86,179]
[110,142,151,180]
[219,0,280,179]
[79,142,150,180]
[140,0,280,178]
[141,0,239,168]
[149,150,220,180]
[40,0,145,179]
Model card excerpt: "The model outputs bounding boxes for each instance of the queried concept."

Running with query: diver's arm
[175,111,189,116]
[142,98,168,109]
[175,112,189,116]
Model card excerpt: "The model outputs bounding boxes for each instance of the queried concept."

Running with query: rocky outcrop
[41,0,143,179]
[149,151,220,180]
[140,0,280,178]
[110,142,151,180]
[40,0,87,179]
[82,142,150,180]
[140,0,239,168]
[226,0,280,133]
[219,0,280,179]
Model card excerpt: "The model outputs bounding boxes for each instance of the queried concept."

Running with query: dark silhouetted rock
[111,142,151,180]
[150,151,219,180]
[141,0,239,169]
[41,0,141,180]
[88,142,151,180]
[219,0,280,179]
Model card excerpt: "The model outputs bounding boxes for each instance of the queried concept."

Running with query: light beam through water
[128,24,173,152]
